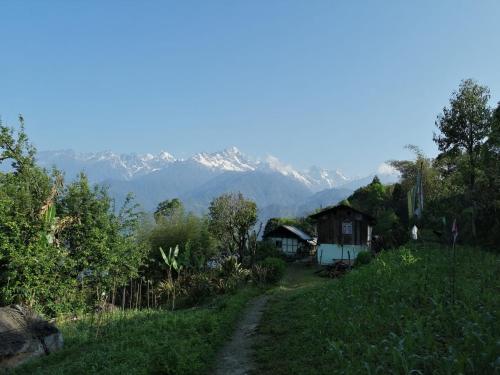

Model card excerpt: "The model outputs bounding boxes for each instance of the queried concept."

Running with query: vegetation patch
[353,250,373,267]
[257,257,287,284]
[12,288,260,375]
[254,246,500,374]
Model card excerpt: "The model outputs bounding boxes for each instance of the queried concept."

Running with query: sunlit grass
[254,246,500,374]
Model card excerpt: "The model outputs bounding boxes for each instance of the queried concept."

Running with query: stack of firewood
[316,261,351,278]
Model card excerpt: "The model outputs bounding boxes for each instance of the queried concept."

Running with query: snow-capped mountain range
[35,147,399,222]
[37,147,353,192]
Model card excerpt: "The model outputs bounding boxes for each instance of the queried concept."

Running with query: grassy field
[11,287,261,375]
[254,246,500,374]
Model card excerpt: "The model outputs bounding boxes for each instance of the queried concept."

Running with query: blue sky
[1,1,499,176]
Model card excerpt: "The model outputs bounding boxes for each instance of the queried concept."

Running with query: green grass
[11,287,261,375]
[254,246,500,374]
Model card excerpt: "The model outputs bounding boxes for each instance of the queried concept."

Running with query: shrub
[354,251,373,267]
[255,240,282,261]
[251,264,268,284]
[258,257,286,283]
[182,272,215,306]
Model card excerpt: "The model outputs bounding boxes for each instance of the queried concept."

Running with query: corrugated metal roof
[281,225,313,241]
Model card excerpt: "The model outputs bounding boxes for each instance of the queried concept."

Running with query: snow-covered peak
[37,150,177,180]
[261,155,312,186]
[158,151,175,162]
[304,166,351,191]
[223,146,241,156]
[192,147,256,172]
[141,153,155,161]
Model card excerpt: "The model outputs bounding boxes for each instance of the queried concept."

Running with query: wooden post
[136,280,141,310]
[111,281,116,307]
[139,281,142,309]
[451,240,456,306]
[122,287,125,311]
[129,279,133,309]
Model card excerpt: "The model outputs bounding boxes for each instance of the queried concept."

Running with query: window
[342,221,353,235]
[275,240,282,249]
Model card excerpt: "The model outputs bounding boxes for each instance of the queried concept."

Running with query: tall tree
[433,79,492,239]
[208,192,257,260]
[154,198,184,223]
[0,117,73,313]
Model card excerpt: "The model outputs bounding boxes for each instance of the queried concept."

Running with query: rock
[0,305,63,369]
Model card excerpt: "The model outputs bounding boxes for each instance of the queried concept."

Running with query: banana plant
[159,245,182,310]
[159,245,182,273]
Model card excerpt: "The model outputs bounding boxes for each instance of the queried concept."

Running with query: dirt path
[214,265,324,375]
[214,294,269,375]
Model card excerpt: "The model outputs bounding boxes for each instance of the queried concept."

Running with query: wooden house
[309,204,375,265]
[263,225,316,257]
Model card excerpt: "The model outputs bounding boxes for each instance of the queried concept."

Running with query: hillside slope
[255,246,500,374]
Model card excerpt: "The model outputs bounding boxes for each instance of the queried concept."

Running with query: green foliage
[346,176,406,247]
[349,81,499,249]
[0,118,147,315]
[255,246,500,374]
[353,250,372,267]
[263,217,315,238]
[158,245,183,310]
[0,119,75,314]
[348,176,387,217]
[434,79,491,160]
[160,245,181,272]
[255,240,282,262]
[13,288,261,375]
[434,79,493,239]
[337,198,351,206]
[208,192,257,259]
[181,272,215,305]
[154,198,184,223]
[257,257,286,283]
[146,210,217,281]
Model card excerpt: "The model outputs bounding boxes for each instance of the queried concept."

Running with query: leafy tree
[348,176,387,218]
[208,192,257,260]
[154,198,184,223]
[0,114,36,172]
[474,102,500,246]
[0,117,76,314]
[433,79,493,238]
[147,209,216,281]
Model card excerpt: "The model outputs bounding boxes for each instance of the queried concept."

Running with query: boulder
[0,305,63,369]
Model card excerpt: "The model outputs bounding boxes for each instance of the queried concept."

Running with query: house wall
[316,244,368,265]
[269,237,299,255]
[316,207,371,246]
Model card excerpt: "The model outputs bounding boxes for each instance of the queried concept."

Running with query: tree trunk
[122,287,125,310]
[469,153,477,242]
